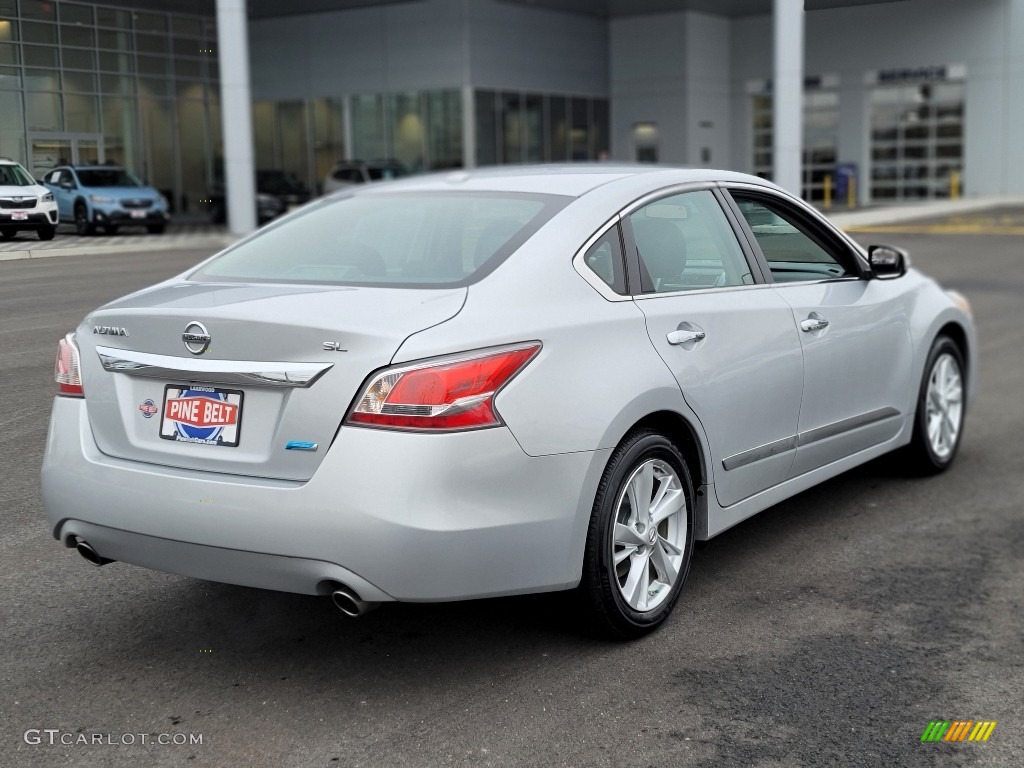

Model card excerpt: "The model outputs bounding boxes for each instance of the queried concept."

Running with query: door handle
[800,315,830,333]
[667,329,706,345]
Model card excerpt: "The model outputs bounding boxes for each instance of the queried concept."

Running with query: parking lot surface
[0,222,232,261]
[1,231,1022,767]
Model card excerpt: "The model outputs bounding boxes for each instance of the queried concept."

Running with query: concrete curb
[827,197,1024,229]
[0,235,237,262]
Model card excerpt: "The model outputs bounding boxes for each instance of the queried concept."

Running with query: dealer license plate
[12,211,28,221]
[159,385,243,447]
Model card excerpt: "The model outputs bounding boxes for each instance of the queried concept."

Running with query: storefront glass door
[28,133,105,177]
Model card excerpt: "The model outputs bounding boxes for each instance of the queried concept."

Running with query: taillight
[346,342,541,431]
[55,333,84,397]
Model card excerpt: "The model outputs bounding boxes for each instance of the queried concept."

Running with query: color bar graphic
[921,720,996,742]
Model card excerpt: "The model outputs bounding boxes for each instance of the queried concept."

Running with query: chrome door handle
[667,329,706,345]
[800,316,829,332]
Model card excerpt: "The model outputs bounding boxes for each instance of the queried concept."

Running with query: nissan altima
[41,166,976,638]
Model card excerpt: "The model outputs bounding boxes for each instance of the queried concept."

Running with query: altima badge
[182,321,211,355]
[93,325,129,337]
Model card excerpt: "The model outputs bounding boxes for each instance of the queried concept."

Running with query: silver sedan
[42,166,976,638]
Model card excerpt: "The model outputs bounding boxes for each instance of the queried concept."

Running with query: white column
[772,0,804,197]
[216,0,256,234]
[461,85,476,169]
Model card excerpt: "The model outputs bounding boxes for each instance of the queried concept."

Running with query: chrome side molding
[797,407,901,447]
[722,407,901,471]
[722,436,798,472]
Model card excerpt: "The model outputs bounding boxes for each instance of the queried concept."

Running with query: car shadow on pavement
[47,452,936,669]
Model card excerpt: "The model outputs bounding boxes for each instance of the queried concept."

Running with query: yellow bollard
[823,175,832,210]
[847,176,856,209]
[950,171,961,200]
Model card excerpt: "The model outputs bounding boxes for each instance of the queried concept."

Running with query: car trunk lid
[77,281,465,481]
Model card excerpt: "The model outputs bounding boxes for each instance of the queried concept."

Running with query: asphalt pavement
[0,233,1021,768]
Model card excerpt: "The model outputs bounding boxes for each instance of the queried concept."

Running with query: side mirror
[868,244,909,279]
[60,180,75,190]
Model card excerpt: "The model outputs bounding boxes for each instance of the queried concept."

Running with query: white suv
[0,158,59,241]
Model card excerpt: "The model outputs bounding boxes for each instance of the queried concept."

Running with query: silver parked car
[42,166,976,637]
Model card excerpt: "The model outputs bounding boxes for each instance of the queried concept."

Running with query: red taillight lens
[347,342,541,431]
[55,333,84,397]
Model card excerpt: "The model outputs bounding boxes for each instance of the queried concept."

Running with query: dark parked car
[207,169,311,225]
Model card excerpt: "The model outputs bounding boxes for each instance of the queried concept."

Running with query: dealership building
[1,0,1023,229]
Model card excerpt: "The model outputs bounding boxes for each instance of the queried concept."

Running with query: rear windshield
[77,168,141,187]
[0,164,35,186]
[191,191,569,287]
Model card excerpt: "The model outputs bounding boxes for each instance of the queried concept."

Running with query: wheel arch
[609,408,713,540]
[625,410,707,489]
[935,320,970,385]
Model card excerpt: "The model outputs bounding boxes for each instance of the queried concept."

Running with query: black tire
[36,226,56,241]
[147,223,166,235]
[0,230,15,241]
[580,429,696,639]
[902,335,966,475]
[74,204,94,236]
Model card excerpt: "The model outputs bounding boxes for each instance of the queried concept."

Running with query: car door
[726,188,914,476]
[47,169,75,220]
[625,186,805,508]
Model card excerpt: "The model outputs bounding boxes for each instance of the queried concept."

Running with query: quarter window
[629,189,753,293]
[732,194,855,282]
[582,225,626,295]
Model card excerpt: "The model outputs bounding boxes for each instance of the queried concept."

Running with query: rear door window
[627,189,756,293]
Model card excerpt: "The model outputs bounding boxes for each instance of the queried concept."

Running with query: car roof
[359,163,781,198]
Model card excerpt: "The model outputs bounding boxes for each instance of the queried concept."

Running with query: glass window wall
[750,82,839,203]
[870,81,965,201]
[0,1,221,214]
[475,89,608,167]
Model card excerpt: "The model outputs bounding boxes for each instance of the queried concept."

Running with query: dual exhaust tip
[75,539,378,618]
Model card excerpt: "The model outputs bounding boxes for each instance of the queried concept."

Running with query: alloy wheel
[925,352,963,460]
[611,458,687,612]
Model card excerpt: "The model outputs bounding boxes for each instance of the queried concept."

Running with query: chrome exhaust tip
[331,586,379,618]
[75,539,113,567]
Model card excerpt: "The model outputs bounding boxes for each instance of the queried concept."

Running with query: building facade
[1,0,1023,215]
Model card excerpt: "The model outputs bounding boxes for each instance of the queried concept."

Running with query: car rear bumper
[42,397,603,602]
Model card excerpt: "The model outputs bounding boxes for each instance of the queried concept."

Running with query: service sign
[159,385,243,447]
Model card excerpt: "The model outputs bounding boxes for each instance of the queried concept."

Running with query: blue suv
[42,165,170,235]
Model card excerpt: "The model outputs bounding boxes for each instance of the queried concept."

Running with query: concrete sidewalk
[0,223,236,262]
